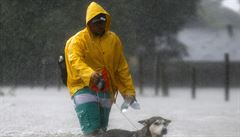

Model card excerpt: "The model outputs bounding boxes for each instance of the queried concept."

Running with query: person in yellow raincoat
[64,2,137,136]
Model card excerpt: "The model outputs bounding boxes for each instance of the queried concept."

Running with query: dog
[96,116,171,137]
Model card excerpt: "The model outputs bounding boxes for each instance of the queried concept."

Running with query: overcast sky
[221,0,240,13]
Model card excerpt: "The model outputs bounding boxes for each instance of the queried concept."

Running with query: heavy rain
[0,0,240,137]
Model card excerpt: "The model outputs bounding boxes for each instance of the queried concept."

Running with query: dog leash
[103,69,138,130]
[115,103,138,130]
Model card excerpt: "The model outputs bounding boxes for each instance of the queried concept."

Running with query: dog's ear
[164,119,171,126]
[166,119,171,124]
[138,119,148,126]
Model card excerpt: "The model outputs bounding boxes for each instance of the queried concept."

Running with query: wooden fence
[136,53,239,101]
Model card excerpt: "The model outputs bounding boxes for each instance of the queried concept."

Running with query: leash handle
[91,68,110,92]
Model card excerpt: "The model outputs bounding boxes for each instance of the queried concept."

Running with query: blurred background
[0,0,240,92]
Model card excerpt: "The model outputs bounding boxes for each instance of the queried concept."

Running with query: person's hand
[90,72,102,85]
[121,95,136,112]
[123,95,136,105]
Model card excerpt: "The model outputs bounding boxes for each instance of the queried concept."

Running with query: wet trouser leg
[72,87,112,135]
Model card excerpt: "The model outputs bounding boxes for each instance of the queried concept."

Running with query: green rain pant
[72,87,112,135]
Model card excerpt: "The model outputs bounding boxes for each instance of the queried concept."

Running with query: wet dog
[97,116,171,137]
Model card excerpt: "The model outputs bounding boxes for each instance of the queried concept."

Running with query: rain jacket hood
[86,2,111,34]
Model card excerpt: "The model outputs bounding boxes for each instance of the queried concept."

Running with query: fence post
[225,53,230,101]
[191,67,196,99]
[138,55,143,95]
[160,62,169,96]
[155,54,160,96]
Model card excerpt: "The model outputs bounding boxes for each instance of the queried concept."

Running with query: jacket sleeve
[66,37,94,86]
[114,36,135,96]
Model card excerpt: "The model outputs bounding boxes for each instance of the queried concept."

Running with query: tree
[0,0,199,86]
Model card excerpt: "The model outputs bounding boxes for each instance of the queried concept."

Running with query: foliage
[0,0,199,86]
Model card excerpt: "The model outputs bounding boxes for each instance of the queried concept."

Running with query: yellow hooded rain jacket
[64,2,135,101]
